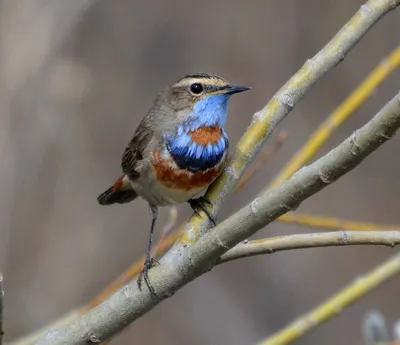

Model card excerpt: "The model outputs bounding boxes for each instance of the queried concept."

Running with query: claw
[188,197,217,226]
[137,257,159,298]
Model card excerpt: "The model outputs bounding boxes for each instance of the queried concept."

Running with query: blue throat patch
[166,131,228,172]
[165,93,231,172]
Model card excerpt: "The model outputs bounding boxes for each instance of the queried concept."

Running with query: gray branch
[219,231,400,264]
[0,273,3,345]
[175,0,400,244]
[35,85,400,344]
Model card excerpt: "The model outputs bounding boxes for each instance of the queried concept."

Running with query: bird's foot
[137,256,160,298]
[188,197,217,226]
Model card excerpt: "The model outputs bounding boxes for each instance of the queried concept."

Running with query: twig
[255,252,400,345]
[394,319,400,341]
[12,1,400,343]
[278,212,400,231]
[235,130,288,191]
[0,273,3,345]
[219,231,400,263]
[176,0,400,246]
[269,45,400,189]
[34,90,400,344]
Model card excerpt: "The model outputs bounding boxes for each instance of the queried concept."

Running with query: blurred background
[0,0,399,344]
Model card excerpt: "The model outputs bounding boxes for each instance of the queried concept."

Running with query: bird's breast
[150,148,227,192]
[165,125,228,172]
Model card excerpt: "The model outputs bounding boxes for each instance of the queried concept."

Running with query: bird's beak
[224,84,251,95]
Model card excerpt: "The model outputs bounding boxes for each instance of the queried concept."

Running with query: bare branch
[219,231,400,263]
[35,89,400,344]
[255,252,400,345]
[176,0,400,246]
[278,212,400,231]
[0,273,3,345]
[268,45,400,189]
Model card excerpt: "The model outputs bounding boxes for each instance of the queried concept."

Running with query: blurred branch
[0,273,3,345]
[84,225,182,311]
[0,0,99,93]
[35,84,400,344]
[268,45,400,189]
[394,319,400,340]
[176,0,400,247]
[10,0,400,343]
[255,252,400,345]
[219,231,400,263]
[84,131,289,311]
[278,212,400,231]
[235,130,289,191]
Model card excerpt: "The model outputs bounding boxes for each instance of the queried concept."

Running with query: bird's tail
[97,175,138,205]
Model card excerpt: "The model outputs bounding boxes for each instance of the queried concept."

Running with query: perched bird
[97,73,250,296]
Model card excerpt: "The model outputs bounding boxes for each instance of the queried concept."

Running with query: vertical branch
[0,273,4,345]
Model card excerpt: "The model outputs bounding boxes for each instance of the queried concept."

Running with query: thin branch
[235,130,289,191]
[278,212,400,231]
[35,90,400,344]
[176,0,400,247]
[255,252,400,345]
[268,45,400,189]
[0,273,3,345]
[219,231,400,263]
[13,33,400,345]
[14,1,399,343]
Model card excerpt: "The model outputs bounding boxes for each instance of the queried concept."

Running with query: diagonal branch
[255,251,400,345]
[219,231,400,263]
[35,85,400,344]
[268,45,400,189]
[176,0,400,246]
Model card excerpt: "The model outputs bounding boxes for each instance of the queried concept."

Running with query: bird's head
[167,73,250,130]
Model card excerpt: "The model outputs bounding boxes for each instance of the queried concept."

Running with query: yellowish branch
[278,212,399,231]
[269,45,400,189]
[256,252,400,345]
[178,0,400,246]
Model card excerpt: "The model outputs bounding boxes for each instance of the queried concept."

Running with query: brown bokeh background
[0,1,399,344]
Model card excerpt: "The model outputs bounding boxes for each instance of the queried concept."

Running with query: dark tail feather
[97,175,138,205]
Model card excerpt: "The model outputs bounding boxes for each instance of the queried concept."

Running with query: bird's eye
[190,83,203,95]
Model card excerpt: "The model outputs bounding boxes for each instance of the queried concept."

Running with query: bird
[97,73,250,296]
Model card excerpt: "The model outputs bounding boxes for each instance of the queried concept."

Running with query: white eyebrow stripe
[173,77,228,89]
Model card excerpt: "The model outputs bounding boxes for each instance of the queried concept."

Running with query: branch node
[318,166,333,184]
[252,109,265,123]
[87,332,102,344]
[225,166,240,180]
[339,231,348,245]
[350,130,361,156]
[276,93,294,111]
[360,4,372,15]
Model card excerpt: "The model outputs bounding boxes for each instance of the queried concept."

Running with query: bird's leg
[137,205,159,298]
[188,196,216,226]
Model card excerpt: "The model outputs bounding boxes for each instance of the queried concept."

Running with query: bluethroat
[97,73,250,296]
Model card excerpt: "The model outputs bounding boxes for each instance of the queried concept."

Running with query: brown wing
[121,124,154,179]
